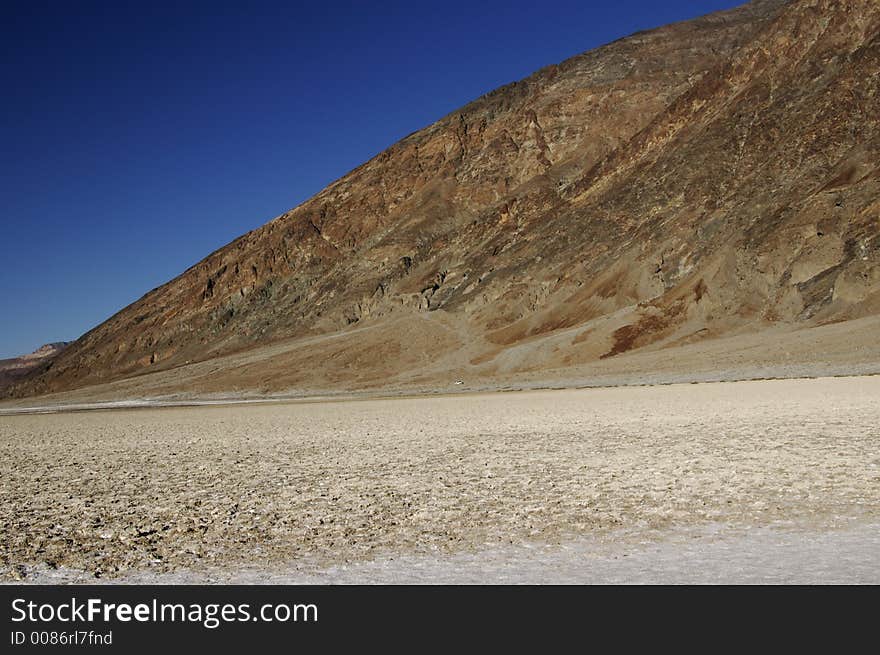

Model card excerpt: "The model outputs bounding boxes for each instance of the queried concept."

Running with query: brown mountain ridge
[6,0,880,401]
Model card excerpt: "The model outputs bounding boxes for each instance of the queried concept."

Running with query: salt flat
[1,376,878,583]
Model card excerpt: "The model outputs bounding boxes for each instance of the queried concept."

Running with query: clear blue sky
[0,0,744,358]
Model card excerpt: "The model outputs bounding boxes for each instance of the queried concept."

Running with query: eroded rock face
[9,0,880,398]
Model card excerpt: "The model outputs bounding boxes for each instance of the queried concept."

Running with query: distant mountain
[8,0,880,400]
[0,343,68,391]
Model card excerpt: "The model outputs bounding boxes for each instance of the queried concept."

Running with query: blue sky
[0,0,744,358]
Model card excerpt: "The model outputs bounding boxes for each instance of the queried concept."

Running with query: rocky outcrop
[8,0,880,398]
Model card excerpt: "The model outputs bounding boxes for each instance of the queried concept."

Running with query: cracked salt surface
[181,521,880,584]
[16,520,878,585]
[3,376,878,584]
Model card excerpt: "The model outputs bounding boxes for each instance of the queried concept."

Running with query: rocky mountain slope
[7,0,879,400]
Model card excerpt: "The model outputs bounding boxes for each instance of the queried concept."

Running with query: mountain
[6,0,880,401]
[0,343,69,391]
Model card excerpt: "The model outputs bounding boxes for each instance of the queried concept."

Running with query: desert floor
[1,375,878,583]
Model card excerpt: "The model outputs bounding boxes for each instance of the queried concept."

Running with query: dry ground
[1,375,878,582]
